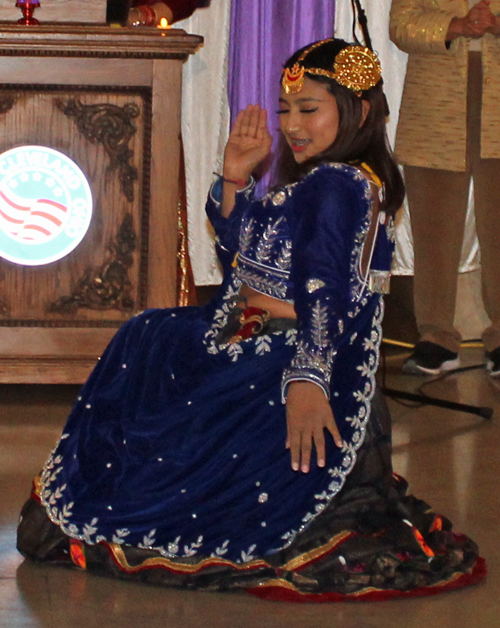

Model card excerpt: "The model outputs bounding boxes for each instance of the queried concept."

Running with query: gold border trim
[108,543,270,575]
[281,531,354,571]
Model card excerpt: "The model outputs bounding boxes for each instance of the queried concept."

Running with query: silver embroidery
[255,335,272,355]
[255,216,285,263]
[112,529,131,544]
[386,215,396,242]
[285,329,297,345]
[213,540,230,556]
[167,537,181,555]
[311,300,329,348]
[271,190,287,205]
[240,544,257,563]
[306,278,326,293]
[227,343,244,362]
[236,264,290,301]
[183,536,203,556]
[276,240,292,271]
[239,217,256,255]
[282,338,337,401]
[139,529,156,548]
[368,270,391,294]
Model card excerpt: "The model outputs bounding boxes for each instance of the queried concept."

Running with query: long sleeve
[389,0,464,55]
[282,166,368,400]
[205,176,255,273]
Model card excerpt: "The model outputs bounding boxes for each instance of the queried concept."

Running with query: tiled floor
[1,347,499,628]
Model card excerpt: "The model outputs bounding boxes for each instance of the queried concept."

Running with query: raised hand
[223,104,273,184]
[286,381,343,473]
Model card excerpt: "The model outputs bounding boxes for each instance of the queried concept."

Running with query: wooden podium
[0,13,202,383]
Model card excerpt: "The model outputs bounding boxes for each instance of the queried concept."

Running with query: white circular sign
[0,145,93,266]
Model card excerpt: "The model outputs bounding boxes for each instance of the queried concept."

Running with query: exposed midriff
[239,284,296,319]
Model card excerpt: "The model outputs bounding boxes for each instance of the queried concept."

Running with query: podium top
[0,24,203,59]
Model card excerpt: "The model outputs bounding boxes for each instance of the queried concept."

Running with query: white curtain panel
[336,0,479,275]
[178,0,232,286]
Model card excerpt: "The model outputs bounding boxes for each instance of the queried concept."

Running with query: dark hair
[272,38,405,217]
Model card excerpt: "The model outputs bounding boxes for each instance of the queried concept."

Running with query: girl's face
[278,76,340,163]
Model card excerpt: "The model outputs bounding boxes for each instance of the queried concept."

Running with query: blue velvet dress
[17,163,484,601]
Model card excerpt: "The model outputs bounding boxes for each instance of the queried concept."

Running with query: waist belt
[215,305,296,345]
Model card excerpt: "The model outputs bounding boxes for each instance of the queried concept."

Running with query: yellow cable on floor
[382,338,484,350]
[382,338,413,349]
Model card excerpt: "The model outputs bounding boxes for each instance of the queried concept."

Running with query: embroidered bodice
[205,163,395,398]
[236,191,294,302]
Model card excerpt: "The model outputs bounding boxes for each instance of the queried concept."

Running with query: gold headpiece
[281,40,382,95]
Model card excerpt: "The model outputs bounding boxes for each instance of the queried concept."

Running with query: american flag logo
[0,145,93,267]
[0,184,68,244]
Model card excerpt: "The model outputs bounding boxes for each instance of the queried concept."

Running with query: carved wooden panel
[0,86,150,326]
[0,26,202,382]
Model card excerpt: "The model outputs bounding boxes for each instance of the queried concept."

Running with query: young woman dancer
[17,38,484,601]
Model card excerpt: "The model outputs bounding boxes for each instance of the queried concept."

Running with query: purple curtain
[228,0,336,193]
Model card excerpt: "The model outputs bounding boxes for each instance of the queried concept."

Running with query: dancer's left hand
[286,381,343,473]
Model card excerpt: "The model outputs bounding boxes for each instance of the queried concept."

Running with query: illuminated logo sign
[0,145,93,266]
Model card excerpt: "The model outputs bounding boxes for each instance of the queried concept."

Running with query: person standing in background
[107,0,208,27]
[128,0,208,25]
[390,0,500,376]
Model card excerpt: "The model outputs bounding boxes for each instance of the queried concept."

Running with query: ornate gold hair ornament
[281,40,382,95]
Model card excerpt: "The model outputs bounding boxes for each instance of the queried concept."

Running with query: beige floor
[1,347,499,628]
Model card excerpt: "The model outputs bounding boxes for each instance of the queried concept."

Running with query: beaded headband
[281,39,382,95]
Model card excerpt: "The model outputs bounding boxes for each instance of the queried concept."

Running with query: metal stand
[382,386,493,419]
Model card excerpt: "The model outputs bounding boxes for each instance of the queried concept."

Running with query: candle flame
[158,17,170,29]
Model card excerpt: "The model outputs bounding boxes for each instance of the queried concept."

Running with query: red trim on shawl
[247,557,487,603]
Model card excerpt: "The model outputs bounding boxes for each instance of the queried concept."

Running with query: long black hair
[273,38,405,217]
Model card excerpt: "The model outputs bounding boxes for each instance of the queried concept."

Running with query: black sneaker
[486,347,500,378]
[403,341,460,375]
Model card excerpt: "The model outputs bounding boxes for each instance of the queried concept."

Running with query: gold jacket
[390,0,500,171]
